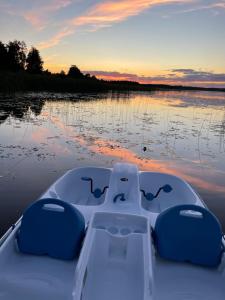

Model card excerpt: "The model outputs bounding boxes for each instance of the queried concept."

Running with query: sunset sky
[0,0,225,87]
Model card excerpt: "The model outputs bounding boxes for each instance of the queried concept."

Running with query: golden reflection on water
[1,91,225,233]
[34,92,225,195]
[1,90,225,197]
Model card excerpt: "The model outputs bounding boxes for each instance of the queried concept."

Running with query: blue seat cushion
[17,198,85,260]
[154,204,223,267]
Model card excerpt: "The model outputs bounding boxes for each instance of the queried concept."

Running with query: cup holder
[96,225,144,236]
[93,213,148,236]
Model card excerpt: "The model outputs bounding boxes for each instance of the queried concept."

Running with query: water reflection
[0,90,225,235]
[0,96,44,125]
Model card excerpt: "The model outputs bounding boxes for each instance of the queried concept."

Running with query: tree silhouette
[26,47,43,74]
[43,69,51,75]
[59,70,66,78]
[0,42,8,71]
[7,40,27,71]
[67,65,84,78]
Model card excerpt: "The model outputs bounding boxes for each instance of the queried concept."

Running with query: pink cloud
[26,0,72,30]
[2,0,72,30]
[84,69,225,88]
[72,0,192,28]
[38,0,193,48]
[23,12,46,30]
[39,28,75,49]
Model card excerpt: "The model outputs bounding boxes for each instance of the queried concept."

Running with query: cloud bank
[85,69,225,88]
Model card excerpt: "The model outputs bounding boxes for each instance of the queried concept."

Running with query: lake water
[0,90,225,236]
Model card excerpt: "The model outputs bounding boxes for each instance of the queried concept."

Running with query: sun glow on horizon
[1,0,225,88]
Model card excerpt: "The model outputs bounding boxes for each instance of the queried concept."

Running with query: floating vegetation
[0,90,225,233]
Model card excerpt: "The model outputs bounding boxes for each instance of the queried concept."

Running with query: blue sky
[0,0,225,87]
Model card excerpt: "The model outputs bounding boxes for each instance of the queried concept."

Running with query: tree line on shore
[0,40,224,93]
[0,40,110,92]
[0,40,143,93]
[0,39,97,80]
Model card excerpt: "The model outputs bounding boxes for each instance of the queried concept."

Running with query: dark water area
[0,90,225,236]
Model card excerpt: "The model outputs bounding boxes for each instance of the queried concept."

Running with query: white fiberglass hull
[0,163,224,300]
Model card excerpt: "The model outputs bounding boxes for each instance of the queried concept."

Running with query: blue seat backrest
[154,204,223,267]
[17,198,85,260]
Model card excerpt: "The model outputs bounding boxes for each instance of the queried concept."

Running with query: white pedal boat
[0,163,225,300]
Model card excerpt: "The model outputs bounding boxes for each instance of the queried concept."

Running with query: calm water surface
[0,90,225,235]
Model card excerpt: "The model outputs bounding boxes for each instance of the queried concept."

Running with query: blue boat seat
[17,198,85,260]
[154,204,223,267]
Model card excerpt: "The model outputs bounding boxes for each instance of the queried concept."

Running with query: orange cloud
[73,0,192,28]
[39,28,75,49]
[38,0,192,48]
[23,12,46,30]
[20,0,72,30]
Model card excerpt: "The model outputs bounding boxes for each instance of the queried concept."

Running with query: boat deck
[1,243,225,300]
[1,163,224,300]
[154,255,225,300]
[0,234,77,300]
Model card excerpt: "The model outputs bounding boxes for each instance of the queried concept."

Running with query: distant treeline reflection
[0,40,224,93]
[0,97,45,124]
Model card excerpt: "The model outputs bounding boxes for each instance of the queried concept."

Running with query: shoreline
[0,72,224,94]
